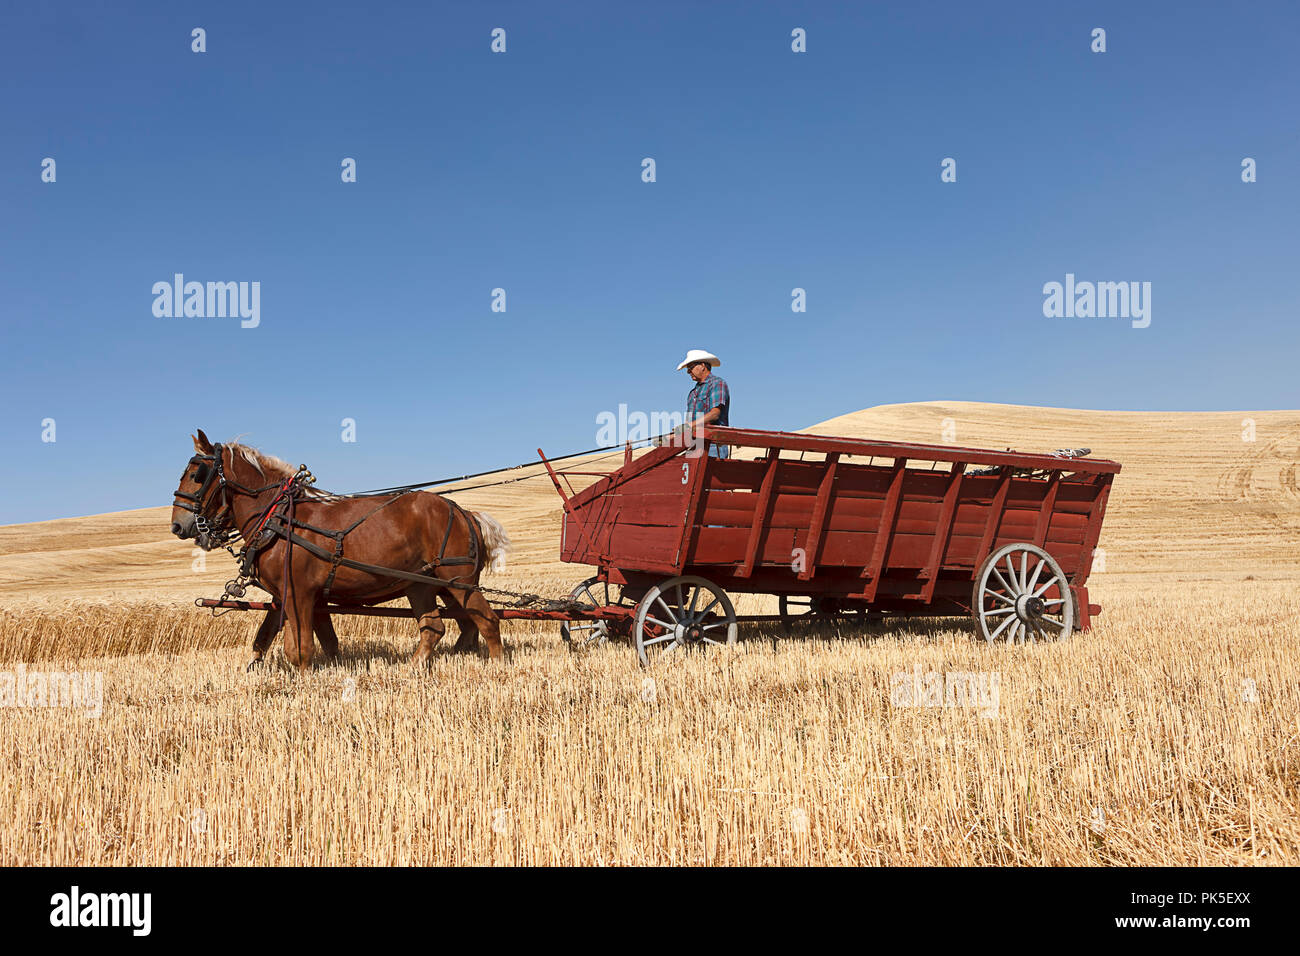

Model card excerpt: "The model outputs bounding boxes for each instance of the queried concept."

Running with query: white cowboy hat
[675,349,721,371]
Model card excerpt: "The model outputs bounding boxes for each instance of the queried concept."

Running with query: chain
[475,585,590,613]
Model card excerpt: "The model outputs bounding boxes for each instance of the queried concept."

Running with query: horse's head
[170,429,234,550]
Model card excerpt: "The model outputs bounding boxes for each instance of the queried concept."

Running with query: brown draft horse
[170,430,511,671]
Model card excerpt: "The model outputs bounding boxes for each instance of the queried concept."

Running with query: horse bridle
[173,444,288,546]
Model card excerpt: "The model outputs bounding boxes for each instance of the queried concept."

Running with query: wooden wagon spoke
[654,596,679,624]
[987,614,1018,643]
[1025,558,1045,596]
[1030,578,1058,599]
[644,616,676,631]
[991,566,1017,596]
[1004,555,1020,591]
[643,633,677,647]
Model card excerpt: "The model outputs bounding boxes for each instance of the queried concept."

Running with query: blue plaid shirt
[687,374,730,458]
[687,374,729,426]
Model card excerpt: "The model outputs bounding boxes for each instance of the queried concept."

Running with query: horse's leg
[314,608,340,661]
[407,584,446,667]
[441,593,480,653]
[248,609,282,669]
[282,585,319,673]
[445,587,503,661]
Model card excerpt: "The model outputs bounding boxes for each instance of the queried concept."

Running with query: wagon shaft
[196,598,636,622]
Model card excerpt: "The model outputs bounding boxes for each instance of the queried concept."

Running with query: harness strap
[245,494,481,597]
[277,527,481,590]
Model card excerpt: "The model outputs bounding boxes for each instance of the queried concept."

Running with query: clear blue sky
[2,1,1297,523]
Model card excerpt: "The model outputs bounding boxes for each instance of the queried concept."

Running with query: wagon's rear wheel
[972,543,1074,643]
[560,576,632,649]
[633,575,738,666]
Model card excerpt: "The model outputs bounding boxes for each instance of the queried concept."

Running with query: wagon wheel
[560,577,632,649]
[633,575,738,666]
[972,543,1074,643]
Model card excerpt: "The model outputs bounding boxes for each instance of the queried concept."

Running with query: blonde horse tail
[472,511,512,573]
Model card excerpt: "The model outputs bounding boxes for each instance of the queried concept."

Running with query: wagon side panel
[566,451,712,575]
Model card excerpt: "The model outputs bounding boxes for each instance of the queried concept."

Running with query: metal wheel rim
[634,575,738,666]
[972,543,1074,644]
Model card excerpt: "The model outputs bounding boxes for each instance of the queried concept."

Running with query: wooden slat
[700,426,1121,474]
[852,457,907,601]
[1072,475,1114,585]
[971,466,1012,579]
[737,450,779,578]
[798,453,840,581]
[1033,470,1062,547]
[919,461,965,602]
[562,442,683,511]
[673,453,710,569]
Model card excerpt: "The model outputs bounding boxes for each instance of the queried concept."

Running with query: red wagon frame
[540,425,1119,661]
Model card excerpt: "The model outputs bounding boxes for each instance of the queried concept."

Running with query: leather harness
[175,445,483,610]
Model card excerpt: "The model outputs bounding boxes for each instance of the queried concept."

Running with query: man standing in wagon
[677,349,730,459]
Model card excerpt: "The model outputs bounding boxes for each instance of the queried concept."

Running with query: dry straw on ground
[1,403,1297,865]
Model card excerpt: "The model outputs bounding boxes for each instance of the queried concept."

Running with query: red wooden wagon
[541,425,1119,664]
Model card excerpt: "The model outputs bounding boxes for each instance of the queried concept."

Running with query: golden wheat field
[1,402,1298,865]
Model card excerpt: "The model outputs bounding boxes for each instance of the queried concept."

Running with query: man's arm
[691,406,722,427]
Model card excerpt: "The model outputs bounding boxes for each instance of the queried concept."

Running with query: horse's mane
[225,442,331,497]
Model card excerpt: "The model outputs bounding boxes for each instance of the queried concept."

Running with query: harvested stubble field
[1,402,1297,865]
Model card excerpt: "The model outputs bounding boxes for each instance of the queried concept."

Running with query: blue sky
[2,1,1297,523]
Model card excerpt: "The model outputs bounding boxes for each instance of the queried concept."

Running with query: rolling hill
[1,401,1295,607]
